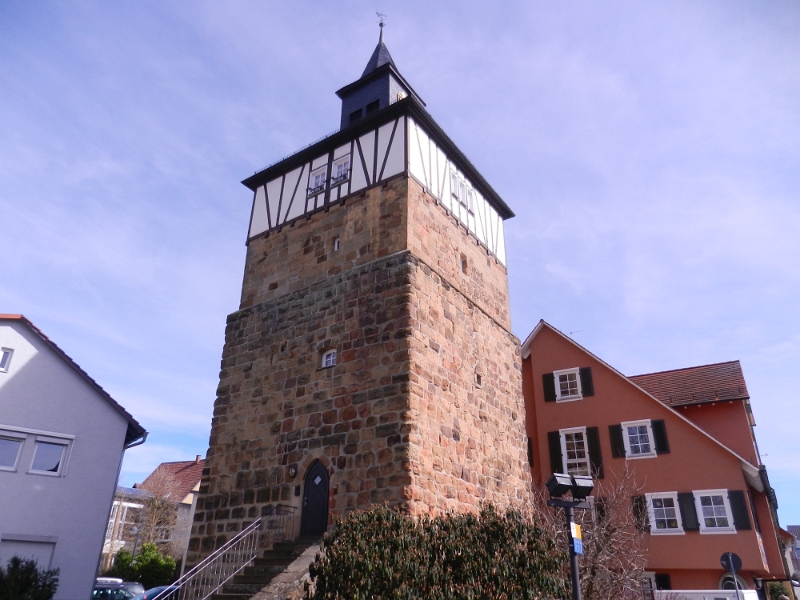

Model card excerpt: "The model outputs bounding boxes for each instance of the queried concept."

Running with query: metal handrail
[151,518,264,600]
[150,506,298,600]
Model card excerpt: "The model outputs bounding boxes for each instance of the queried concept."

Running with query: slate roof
[787,525,800,540]
[0,314,147,446]
[139,458,204,502]
[362,29,395,77]
[629,360,749,407]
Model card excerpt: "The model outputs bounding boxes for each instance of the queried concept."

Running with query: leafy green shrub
[308,503,569,600]
[105,544,176,590]
[0,556,59,600]
[103,548,133,580]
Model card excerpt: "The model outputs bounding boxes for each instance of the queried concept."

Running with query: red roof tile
[140,458,205,501]
[0,314,146,445]
[630,360,749,407]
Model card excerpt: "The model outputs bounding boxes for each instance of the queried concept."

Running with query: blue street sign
[573,538,583,555]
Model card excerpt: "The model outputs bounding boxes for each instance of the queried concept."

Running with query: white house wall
[406,117,506,265]
[248,116,407,239]
[0,321,131,600]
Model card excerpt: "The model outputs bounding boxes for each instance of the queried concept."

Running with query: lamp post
[546,473,595,600]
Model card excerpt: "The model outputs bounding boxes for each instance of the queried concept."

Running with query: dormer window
[349,109,363,124]
[0,348,13,373]
[331,156,350,185]
[321,349,337,368]
[366,100,380,115]
[308,166,327,196]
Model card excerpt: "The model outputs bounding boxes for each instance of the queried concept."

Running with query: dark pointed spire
[361,19,395,77]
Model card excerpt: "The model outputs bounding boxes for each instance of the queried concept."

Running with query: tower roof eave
[335,62,425,107]
[241,98,514,220]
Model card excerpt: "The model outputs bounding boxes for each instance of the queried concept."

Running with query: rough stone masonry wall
[188,174,532,563]
[403,178,532,515]
[188,179,413,565]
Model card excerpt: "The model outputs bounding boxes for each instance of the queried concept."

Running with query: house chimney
[195,455,201,464]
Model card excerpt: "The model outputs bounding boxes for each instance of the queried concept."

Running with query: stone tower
[187,30,531,564]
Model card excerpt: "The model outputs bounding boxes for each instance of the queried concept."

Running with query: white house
[0,314,146,600]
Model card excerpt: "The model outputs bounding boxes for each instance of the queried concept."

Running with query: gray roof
[361,28,395,77]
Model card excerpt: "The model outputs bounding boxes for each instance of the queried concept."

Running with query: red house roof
[139,457,205,501]
[630,360,749,407]
[0,314,147,446]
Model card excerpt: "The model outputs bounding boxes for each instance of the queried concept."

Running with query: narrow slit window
[460,254,468,274]
[333,238,340,251]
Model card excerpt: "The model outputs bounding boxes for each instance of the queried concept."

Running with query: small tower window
[331,156,350,184]
[0,348,13,373]
[308,166,327,196]
[366,100,380,115]
[333,238,340,251]
[321,349,337,368]
[349,109,363,124]
[460,253,469,274]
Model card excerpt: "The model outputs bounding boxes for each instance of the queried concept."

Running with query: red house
[521,320,789,596]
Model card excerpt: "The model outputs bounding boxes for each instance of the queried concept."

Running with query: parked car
[122,582,145,597]
[92,578,135,599]
[131,586,179,600]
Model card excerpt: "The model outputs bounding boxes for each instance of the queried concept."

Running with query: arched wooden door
[300,460,329,536]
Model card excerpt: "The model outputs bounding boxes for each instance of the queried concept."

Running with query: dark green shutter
[651,420,670,454]
[728,490,752,531]
[586,427,604,479]
[579,367,594,396]
[527,437,534,467]
[543,373,557,402]
[632,495,648,532]
[609,424,626,458]
[748,491,761,533]
[548,431,563,475]
[677,493,699,531]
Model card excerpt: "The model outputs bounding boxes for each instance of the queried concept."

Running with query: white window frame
[308,166,328,196]
[321,349,337,369]
[28,436,71,477]
[331,156,350,185]
[621,420,657,459]
[0,429,26,471]
[645,492,684,535]
[0,347,13,373]
[554,367,583,402]
[559,427,591,476]
[693,489,736,534]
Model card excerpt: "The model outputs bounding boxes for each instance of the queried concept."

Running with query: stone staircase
[208,537,320,600]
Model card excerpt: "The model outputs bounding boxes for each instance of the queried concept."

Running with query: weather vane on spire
[376,12,387,42]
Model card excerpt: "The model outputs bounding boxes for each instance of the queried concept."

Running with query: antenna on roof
[376,12,387,42]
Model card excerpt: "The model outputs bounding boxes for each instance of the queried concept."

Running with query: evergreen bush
[0,556,59,600]
[105,543,176,590]
[308,503,569,600]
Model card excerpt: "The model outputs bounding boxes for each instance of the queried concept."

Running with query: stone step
[230,573,284,585]
[221,582,268,595]
[209,594,251,600]
[240,564,288,578]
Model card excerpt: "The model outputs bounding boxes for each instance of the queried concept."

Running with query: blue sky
[2,2,799,523]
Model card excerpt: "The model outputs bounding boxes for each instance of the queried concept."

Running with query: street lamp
[546,473,594,600]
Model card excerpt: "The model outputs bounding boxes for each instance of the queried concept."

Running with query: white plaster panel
[435,148,448,199]
[351,142,368,193]
[249,186,269,237]
[496,219,506,264]
[376,121,394,180]
[311,155,328,170]
[266,177,283,229]
[282,166,306,222]
[382,116,405,179]
[359,130,376,184]
[333,144,350,160]
[407,119,425,185]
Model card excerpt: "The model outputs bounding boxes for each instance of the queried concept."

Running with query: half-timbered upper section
[241,35,514,266]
